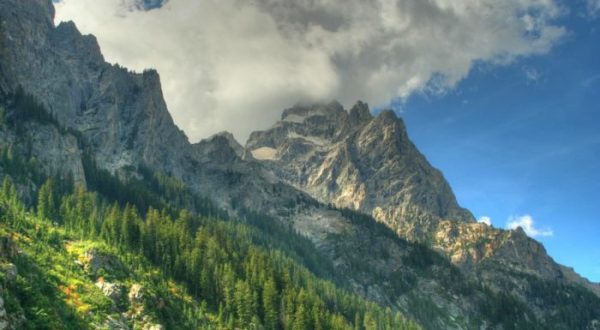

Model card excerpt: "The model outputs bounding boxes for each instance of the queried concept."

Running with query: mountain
[246,101,474,240]
[0,0,599,329]
[245,100,600,307]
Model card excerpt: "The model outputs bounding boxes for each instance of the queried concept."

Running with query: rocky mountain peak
[376,108,398,121]
[360,109,410,149]
[348,101,373,125]
[52,21,105,66]
[247,101,474,238]
[192,131,245,164]
[210,131,244,157]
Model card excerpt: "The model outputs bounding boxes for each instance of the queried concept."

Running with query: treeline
[83,149,338,284]
[20,177,419,330]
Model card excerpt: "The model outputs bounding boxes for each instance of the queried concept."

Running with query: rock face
[1,1,599,328]
[246,101,474,242]
[0,0,191,179]
[95,280,123,304]
[81,248,122,276]
[0,236,17,260]
[0,0,304,218]
[128,284,145,305]
[246,101,600,297]
[0,296,9,330]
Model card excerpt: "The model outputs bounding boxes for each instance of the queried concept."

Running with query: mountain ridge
[245,101,600,292]
[0,0,599,328]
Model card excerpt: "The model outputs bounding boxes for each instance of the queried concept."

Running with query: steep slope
[246,101,473,241]
[0,0,191,179]
[0,1,599,329]
[0,175,422,329]
[0,190,214,329]
[246,101,600,310]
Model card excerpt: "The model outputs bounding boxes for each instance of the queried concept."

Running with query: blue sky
[394,6,600,281]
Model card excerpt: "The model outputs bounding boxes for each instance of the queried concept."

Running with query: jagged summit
[247,101,474,238]
[193,131,244,161]
[349,101,373,124]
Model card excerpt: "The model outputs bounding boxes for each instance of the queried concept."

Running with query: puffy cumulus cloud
[477,216,492,226]
[54,0,566,142]
[506,214,553,237]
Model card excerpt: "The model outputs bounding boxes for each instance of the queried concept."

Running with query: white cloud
[506,214,553,237]
[54,0,566,143]
[477,216,492,226]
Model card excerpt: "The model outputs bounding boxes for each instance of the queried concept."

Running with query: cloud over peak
[477,216,492,226]
[507,214,554,238]
[55,0,566,142]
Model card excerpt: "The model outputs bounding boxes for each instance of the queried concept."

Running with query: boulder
[101,315,129,330]
[142,323,164,330]
[81,248,121,275]
[0,237,17,259]
[0,296,8,330]
[0,264,17,283]
[128,284,144,304]
[95,279,123,303]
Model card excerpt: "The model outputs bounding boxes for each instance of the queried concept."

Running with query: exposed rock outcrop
[95,280,123,304]
[0,295,8,330]
[128,284,145,305]
[80,248,123,275]
[246,102,474,243]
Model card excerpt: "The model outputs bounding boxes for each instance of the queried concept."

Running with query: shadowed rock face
[1,1,599,328]
[0,0,191,179]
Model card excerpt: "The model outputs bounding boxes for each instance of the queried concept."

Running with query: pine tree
[100,203,121,244]
[121,204,140,251]
[234,280,253,326]
[354,312,363,330]
[262,278,279,330]
[363,310,377,330]
[37,179,57,221]
[292,304,308,330]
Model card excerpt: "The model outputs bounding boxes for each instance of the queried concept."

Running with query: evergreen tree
[263,278,279,330]
[37,178,57,221]
[120,204,140,251]
[235,280,253,326]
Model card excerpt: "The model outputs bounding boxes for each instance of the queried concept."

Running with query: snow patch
[251,147,278,160]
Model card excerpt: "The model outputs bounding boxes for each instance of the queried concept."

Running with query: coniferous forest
[0,160,418,330]
[0,88,422,329]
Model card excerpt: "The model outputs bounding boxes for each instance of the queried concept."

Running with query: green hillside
[0,175,418,329]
